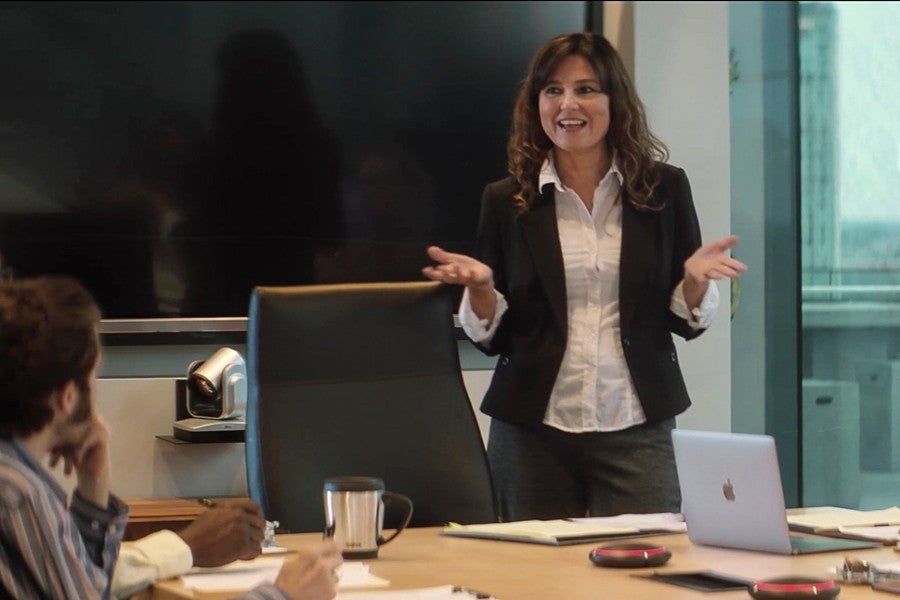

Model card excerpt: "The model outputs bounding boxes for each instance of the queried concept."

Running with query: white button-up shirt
[460,158,719,432]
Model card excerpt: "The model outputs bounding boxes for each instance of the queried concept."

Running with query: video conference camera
[173,347,247,442]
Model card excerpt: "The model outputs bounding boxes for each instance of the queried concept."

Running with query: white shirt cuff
[459,287,508,344]
[112,529,193,598]
[670,279,719,330]
[125,529,193,579]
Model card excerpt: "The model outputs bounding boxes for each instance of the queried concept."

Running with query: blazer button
[622,338,630,347]
[500,357,510,366]
[670,352,677,362]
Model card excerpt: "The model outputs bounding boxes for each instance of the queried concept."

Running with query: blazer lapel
[519,187,567,330]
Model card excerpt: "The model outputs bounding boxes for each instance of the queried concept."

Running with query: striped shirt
[0,438,128,599]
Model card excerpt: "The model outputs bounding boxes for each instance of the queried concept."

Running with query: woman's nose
[560,90,578,109]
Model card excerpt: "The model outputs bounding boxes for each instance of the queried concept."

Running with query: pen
[197,498,279,546]
[451,585,494,598]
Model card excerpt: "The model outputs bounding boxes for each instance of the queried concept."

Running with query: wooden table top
[145,526,900,599]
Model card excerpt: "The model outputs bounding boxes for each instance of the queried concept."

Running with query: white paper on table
[444,519,636,540]
[787,506,900,530]
[838,525,900,542]
[567,512,687,533]
[182,556,285,591]
[337,584,498,599]
[338,561,391,588]
[180,557,389,593]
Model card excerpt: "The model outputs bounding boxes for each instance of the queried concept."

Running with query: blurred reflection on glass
[188,28,343,314]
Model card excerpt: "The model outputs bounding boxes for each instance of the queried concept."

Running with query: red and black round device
[589,542,672,568]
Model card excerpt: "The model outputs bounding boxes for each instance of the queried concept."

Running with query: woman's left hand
[683,235,747,308]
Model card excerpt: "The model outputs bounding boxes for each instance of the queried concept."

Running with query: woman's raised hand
[682,235,748,310]
[422,246,493,290]
[684,235,747,284]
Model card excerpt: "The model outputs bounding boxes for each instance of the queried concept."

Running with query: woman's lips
[558,119,586,131]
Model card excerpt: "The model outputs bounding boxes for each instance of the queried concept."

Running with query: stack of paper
[338,585,499,599]
[181,556,285,592]
[441,513,685,546]
[180,557,389,593]
[837,525,900,543]
[787,507,900,532]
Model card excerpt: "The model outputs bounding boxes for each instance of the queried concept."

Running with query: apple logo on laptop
[722,478,736,501]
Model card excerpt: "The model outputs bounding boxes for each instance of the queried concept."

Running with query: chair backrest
[245,281,497,533]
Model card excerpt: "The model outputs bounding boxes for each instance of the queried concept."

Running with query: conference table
[145,526,900,599]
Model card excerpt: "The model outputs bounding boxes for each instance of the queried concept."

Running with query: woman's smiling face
[538,53,610,160]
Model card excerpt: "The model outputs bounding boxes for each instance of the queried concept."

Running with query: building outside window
[799,1,900,509]
[730,0,899,508]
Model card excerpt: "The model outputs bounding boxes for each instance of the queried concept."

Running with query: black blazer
[472,162,706,427]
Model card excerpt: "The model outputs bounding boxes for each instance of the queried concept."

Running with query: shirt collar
[539,151,624,193]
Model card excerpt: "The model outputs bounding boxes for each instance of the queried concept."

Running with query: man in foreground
[0,276,341,599]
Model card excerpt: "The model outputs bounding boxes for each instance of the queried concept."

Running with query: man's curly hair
[0,276,100,438]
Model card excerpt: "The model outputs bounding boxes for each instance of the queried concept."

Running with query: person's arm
[112,530,193,599]
[669,235,745,334]
[48,412,128,589]
[682,235,746,311]
[458,286,508,345]
[69,490,129,569]
[669,278,719,330]
[62,413,113,509]
[0,481,127,599]
[665,168,746,336]
[177,498,266,567]
[422,245,496,317]
[111,498,268,598]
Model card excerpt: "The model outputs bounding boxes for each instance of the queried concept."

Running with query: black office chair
[245,281,497,533]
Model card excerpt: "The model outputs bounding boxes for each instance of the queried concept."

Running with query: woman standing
[423,33,746,521]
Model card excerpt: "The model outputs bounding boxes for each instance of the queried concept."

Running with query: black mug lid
[324,476,385,492]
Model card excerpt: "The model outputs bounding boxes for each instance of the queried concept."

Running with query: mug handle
[376,491,414,546]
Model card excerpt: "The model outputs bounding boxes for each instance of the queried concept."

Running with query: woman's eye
[578,86,600,94]
[543,86,562,96]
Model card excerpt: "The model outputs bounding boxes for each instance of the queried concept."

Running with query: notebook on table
[671,429,879,555]
[441,513,686,546]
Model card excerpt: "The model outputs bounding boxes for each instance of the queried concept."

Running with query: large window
[730,1,900,508]
[799,1,900,509]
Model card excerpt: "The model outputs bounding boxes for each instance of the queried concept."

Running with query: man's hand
[177,498,266,567]
[49,414,112,508]
[275,540,343,600]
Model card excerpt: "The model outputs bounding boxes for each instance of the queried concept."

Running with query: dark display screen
[0,1,587,322]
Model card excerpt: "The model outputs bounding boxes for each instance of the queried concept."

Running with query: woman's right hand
[423,245,498,322]
[422,246,493,290]
[274,540,343,600]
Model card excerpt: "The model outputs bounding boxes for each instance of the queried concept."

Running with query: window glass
[729,1,801,505]
[799,1,900,509]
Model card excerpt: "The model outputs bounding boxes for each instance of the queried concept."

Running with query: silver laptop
[672,429,878,555]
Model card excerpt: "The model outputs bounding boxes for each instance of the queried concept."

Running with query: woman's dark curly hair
[508,32,669,212]
[0,276,100,438]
